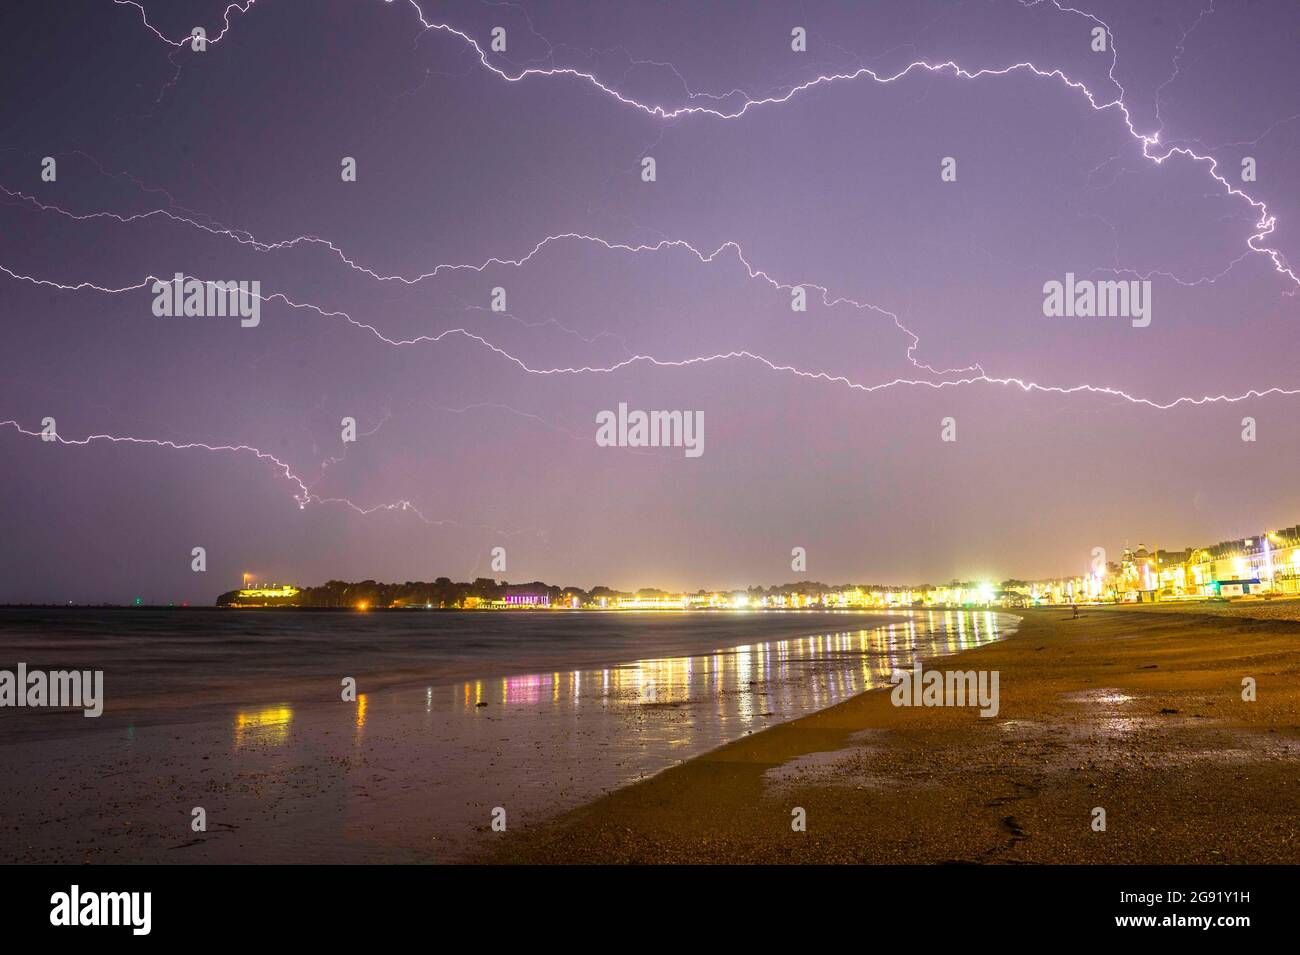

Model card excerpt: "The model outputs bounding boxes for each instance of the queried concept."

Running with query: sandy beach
[484,605,1300,864]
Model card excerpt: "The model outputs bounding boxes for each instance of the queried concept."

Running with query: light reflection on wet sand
[233,705,294,749]
[449,610,1004,732]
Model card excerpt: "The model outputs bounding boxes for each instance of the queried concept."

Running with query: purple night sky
[1,0,1297,603]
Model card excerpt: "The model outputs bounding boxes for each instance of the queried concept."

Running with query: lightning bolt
[2,261,1295,410]
[0,414,540,538]
[0,182,975,375]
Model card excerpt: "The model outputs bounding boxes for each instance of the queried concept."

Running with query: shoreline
[482,606,1300,864]
[0,611,1006,863]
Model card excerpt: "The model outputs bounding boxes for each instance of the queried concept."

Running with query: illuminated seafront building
[462,593,555,609]
[1192,527,1300,597]
[227,584,300,607]
[1025,525,1300,604]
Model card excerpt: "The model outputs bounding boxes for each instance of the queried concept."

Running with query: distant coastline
[212,577,1010,611]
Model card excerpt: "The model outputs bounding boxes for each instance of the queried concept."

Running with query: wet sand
[484,606,1300,863]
